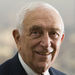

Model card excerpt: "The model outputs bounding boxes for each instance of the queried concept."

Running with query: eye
[32,31,40,35]
[30,30,42,38]
[49,31,59,39]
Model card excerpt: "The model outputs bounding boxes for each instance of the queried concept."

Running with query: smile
[35,51,51,56]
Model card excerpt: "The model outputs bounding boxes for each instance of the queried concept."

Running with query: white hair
[16,1,64,34]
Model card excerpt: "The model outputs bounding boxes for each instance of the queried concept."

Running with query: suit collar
[12,53,65,75]
[11,53,27,75]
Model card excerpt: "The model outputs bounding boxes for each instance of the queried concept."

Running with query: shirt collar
[18,53,50,75]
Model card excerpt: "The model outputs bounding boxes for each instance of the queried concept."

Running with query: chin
[35,62,51,74]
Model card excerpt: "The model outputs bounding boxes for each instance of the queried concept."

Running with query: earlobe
[12,29,20,44]
[61,33,64,42]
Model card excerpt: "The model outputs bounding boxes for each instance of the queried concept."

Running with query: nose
[40,33,51,48]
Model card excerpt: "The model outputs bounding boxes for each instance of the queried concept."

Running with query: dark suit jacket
[0,53,66,75]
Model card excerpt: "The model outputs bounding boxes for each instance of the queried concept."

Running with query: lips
[35,51,51,56]
[34,49,53,56]
[34,47,54,56]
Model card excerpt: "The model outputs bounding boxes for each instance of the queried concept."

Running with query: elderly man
[0,2,66,75]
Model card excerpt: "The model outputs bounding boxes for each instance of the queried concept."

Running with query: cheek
[53,38,61,50]
[56,39,61,51]
[52,40,61,61]
[57,40,61,46]
[20,37,33,57]
[23,38,39,58]
[28,38,41,50]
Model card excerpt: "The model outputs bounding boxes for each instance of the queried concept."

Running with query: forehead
[22,7,63,32]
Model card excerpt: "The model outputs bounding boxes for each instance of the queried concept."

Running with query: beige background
[0,0,75,75]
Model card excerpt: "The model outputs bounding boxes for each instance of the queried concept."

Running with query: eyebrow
[29,25,42,32]
[49,28,61,32]
[29,25,62,33]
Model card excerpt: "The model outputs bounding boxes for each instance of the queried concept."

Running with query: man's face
[15,7,64,74]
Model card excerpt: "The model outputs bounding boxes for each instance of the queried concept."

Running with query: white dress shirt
[18,53,50,75]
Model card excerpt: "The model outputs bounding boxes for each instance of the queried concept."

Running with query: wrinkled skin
[13,6,64,74]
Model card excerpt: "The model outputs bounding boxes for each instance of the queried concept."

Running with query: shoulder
[0,53,27,75]
[0,54,18,75]
[49,67,66,75]
[0,58,13,75]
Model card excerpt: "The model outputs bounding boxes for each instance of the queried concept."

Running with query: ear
[61,33,64,42]
[12,29,20,44]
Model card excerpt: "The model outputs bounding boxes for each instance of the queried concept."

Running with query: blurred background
[0,0,75,75]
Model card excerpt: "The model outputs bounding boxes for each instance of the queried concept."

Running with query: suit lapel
[10,53,27,75]
[49,67,56,75]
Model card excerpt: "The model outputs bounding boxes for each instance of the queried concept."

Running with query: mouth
[35,51,52,56]
[34,50,53,62]
[34,48,54,56]
[36,52,51,56]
